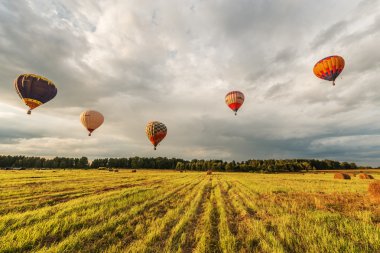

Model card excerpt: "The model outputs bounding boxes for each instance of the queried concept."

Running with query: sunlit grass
[0,170,378,252]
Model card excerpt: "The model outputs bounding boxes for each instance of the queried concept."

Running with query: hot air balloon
[80,110,104,136]
[313,55,345,86]
[146,121,167,150]
[225,91,244,115]
[14,74,57,114]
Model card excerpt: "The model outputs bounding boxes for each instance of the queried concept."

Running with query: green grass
[0,170,379,252]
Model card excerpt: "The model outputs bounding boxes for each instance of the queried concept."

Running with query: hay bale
[108,169,113,172]
[334,173,351,180]
[131,169,137,173]
[114,169,119,172]
[358,173,374,179]
[206,170,212,175]
[368,180,380,204]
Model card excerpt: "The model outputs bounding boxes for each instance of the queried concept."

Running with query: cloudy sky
[0,0,379,165]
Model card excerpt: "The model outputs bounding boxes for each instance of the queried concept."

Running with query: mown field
[0,170,379,253]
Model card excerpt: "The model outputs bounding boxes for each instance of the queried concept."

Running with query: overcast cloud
[0,0,379,165]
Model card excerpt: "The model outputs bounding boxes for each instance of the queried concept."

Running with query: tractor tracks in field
[0,177,199,253]
[208,194,222,253]
[181,180,213,253]
[97,177,208,252]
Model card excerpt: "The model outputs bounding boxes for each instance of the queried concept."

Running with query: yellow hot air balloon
[146,121,167,150]
[80,110,104,136]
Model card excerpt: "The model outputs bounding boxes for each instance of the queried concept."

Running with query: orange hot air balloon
[313,55,345,86]
[146,121,167,150]
[80,110,104,136]
[225,91,244,115]
[14,74,57,114]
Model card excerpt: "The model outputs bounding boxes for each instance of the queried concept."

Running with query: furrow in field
[221,179,267,252]
[0,178,165,214]
[230,179,291,252]
[0,175,191,234]
[0,178,196,252]
[179,178,212,253]
[191,176,223,253]
[217,178,247,252]
[117,178,208,253]
[207,179,222,253]
[162,177,212,253]
[35,177,203,252]
[0,177,140,200]
[0,184,156,235]
[214,176,236,253]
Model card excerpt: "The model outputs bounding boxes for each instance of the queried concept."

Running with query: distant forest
[0,155,370,172]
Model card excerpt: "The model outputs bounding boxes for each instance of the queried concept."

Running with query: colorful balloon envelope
[146,121,167,150]
[225,91,245,115]
[80,110,104,136]
[14,74,57,114]
[313,55,345,86]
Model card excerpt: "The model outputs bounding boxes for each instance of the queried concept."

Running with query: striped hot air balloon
[225,91,245,115]
[14,74,57,114]
[146,121,167,150]
[80,110,104,136]
[313,55,345,86]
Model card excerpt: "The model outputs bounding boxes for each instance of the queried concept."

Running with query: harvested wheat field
[0,170,379,253]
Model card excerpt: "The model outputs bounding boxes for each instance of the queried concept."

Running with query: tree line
[0,155,366,172]
[0,156,89,169]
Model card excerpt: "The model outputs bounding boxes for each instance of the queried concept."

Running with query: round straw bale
[368,180,380,204]
[358,173,374,179]
[334,173,351,180]
[131,169,137,173]
[206,170,212,175]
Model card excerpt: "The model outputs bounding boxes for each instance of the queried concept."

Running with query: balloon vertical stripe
[225,91,245,115]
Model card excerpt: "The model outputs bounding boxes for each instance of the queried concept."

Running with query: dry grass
[334,173,351,180]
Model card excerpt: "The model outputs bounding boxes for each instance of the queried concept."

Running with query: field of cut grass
[0,170,379,253]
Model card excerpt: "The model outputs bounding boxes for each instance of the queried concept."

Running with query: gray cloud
[0,0,379,166]
[310,21,348,50]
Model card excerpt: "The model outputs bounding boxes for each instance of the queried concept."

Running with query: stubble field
[0,170,379,253]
